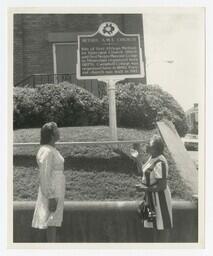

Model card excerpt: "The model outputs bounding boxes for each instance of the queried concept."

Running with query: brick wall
[13,15,24,84]
[13,14,146,85]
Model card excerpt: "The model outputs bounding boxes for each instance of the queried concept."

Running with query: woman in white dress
[32,122,65,242]
[132,135,173,242]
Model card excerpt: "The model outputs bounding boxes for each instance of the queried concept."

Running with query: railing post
[32,75,35,88]
[54,74,58,84]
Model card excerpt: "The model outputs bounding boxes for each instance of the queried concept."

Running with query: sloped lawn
[13,126,192,201]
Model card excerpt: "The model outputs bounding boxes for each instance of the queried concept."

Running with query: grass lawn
[13,126,193,201]
[14,126,154,158]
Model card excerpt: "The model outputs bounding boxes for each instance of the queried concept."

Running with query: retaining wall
[13,200,198,243]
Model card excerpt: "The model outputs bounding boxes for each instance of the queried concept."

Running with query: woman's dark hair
[40,122,57,145]
[151,135,164,155]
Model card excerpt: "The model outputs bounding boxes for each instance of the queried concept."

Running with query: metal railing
[14,73,106,98]
[15,73,77,87]
[13,139,147,147]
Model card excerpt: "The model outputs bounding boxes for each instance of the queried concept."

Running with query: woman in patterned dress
[133,135,173,242]
[32,122,65,242]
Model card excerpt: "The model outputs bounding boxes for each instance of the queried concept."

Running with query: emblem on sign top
[98,22,119,37]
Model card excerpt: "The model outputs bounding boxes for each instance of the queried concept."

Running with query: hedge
[14,82,188,137]
[101,83,188,137]
[13,87,41,129]
[13,83,104,129]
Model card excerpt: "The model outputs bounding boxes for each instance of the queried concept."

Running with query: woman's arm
[39,149,58,212]
[135,179,166,192]
[147,179,167,192]
[39,149,55,199]
[48,198,58,212]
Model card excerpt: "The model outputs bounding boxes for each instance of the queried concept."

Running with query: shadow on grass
[13,155,139,175]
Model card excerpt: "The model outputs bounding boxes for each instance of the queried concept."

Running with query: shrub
[14,82,188,136]
[102,83,188,136]
[13,83,104,129]
[13,87,42,129]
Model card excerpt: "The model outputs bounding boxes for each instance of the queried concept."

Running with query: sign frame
[76,22,145,80]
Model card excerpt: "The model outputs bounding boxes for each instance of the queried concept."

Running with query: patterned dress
[142,154,173,230]
[32,145,65,229]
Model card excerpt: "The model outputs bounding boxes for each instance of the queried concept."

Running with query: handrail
[32,73,76,76]
[14,73,106,98]
[13,139,147,146]
[14,75,33,87]
[14,73,77,87]
[13,200,198,210]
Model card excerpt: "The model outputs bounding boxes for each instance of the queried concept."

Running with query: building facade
[186,103,198,134]
[14,14,147,96]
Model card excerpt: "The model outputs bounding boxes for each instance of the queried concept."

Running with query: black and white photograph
[8,7,205,248]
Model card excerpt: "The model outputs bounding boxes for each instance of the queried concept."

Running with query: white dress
[32,145,65,229]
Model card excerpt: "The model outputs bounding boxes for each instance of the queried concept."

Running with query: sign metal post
[108,80,117,140]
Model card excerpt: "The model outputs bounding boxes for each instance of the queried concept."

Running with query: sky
[143,9,204,111]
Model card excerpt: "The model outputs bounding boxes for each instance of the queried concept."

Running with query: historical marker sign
[77,22,144,80]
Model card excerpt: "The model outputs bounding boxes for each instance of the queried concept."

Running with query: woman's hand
[130,148,139,158]
[135,183,148,191]
[137,180,167,192]
[48,198,58,212]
